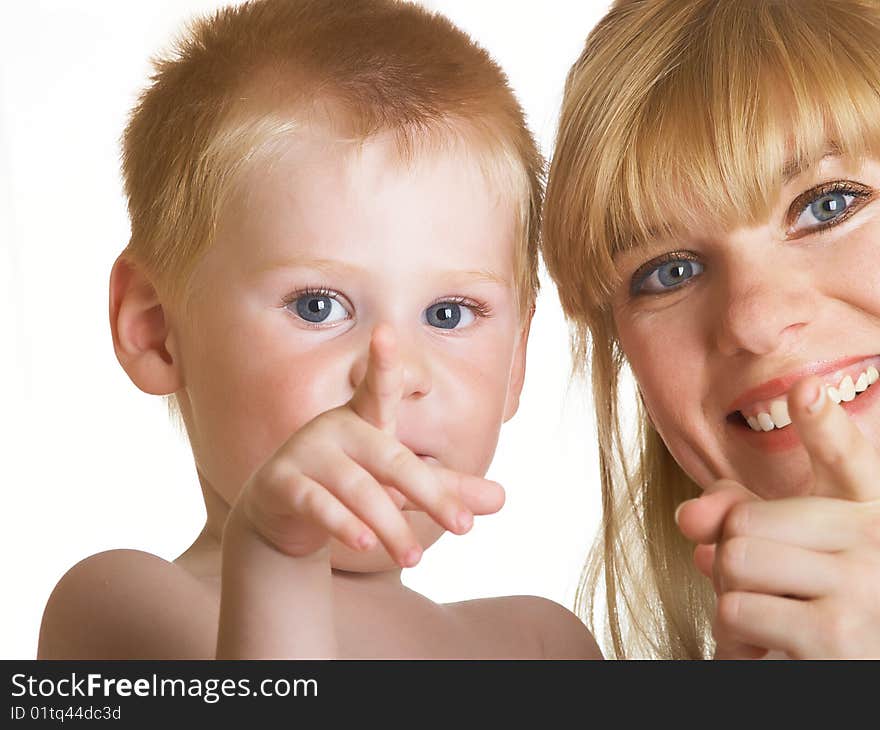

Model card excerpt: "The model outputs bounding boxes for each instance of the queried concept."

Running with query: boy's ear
[502,304,534,422]
[109,254,183,395]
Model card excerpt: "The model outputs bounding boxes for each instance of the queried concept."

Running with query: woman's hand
[676,376,880,659]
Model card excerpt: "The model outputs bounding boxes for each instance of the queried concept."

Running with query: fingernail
[674,499,694,526]
[357,531,376,550]
[403,547,422,567]
[456,510,473,533]
[806,382,826,414]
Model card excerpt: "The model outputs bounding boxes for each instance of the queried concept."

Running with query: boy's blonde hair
[543,0,880,659]
[122,0,542,313]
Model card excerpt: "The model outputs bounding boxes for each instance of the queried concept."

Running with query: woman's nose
[711,246,813,357]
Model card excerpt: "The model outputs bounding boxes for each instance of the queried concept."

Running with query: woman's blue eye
[289,293,350,324]
[424,301,475,329]
[634,258,704,295]
[792,190,856,231]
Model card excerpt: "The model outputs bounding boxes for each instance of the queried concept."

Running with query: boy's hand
[230,324,505,568]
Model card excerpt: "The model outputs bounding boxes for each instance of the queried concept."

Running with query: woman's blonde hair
[120,0,543,427]
[543,0,880,659]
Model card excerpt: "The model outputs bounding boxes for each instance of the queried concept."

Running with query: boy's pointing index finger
[788,376,880,502]
[349,323,403,434]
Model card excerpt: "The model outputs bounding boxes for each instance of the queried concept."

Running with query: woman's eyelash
[786,179,875,234]
[628,181,877,297]
[629,251,700,296]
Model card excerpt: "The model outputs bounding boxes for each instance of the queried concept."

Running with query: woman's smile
[613,156,880,496]
[725,354,880,453]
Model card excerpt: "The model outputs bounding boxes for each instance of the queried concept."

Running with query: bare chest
[197,579,537,659]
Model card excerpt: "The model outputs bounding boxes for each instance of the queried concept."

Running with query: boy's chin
[328,511,445,573]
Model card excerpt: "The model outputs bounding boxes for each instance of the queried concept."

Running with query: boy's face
[169,129,528,571]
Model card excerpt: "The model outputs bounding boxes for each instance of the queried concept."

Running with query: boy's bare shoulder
[447,595,603,659]
[38,549,219,659]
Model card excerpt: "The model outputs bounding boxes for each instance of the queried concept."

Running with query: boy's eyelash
[279,286,338,308]
[280,289,493,317]
[432,296,493,318]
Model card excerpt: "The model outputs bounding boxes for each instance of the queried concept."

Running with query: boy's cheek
[188,356,353,503]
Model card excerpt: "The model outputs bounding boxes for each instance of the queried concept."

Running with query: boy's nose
[348,331,432,400]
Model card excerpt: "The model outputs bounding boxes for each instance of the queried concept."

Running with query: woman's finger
[693,543,715,580]
[349,323,403,434]
[788,376,880,501]
[714,536,839,598]
[720,495,874,552]
[715,591,816,657]
[675,479,757,545]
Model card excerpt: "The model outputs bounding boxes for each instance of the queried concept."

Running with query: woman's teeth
[743,365,880,432]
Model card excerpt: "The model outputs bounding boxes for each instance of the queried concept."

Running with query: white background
[0,0,613,658]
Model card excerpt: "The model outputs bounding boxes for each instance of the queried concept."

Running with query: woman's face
[612,154,880,498]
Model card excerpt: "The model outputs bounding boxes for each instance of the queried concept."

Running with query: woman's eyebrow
[782,147,842,185]
[611,234,666,263]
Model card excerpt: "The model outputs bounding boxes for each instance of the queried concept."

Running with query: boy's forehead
[208,126,520,281]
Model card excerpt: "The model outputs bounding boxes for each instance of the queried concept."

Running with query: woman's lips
[726,354,880,415]
[737,359,880,428]
[727,367,880,453]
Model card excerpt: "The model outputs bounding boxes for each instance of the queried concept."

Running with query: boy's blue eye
[424,301,475,329]
[290,293,350,324]
[632,257,704,295]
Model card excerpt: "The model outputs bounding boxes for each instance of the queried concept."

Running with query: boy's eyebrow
[439,269,511,287]
[252,257,510,287]
[250,256,365,277]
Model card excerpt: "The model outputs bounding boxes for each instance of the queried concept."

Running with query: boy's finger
[247,470,378,556]
[788,376,880,502]
[434,467,506,516]
[340,427,473,535]
[380,467,504,517]
[304,450,424,567]
[384,485,408,510]
[349,324,403,433]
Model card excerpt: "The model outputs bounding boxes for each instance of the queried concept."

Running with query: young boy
[37,0,600,659]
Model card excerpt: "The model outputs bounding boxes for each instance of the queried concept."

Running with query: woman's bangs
[605,0,880,259]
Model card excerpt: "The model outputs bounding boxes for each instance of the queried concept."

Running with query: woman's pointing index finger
[788,376,880,501]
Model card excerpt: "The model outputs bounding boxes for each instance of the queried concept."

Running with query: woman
[543,0,880,659]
